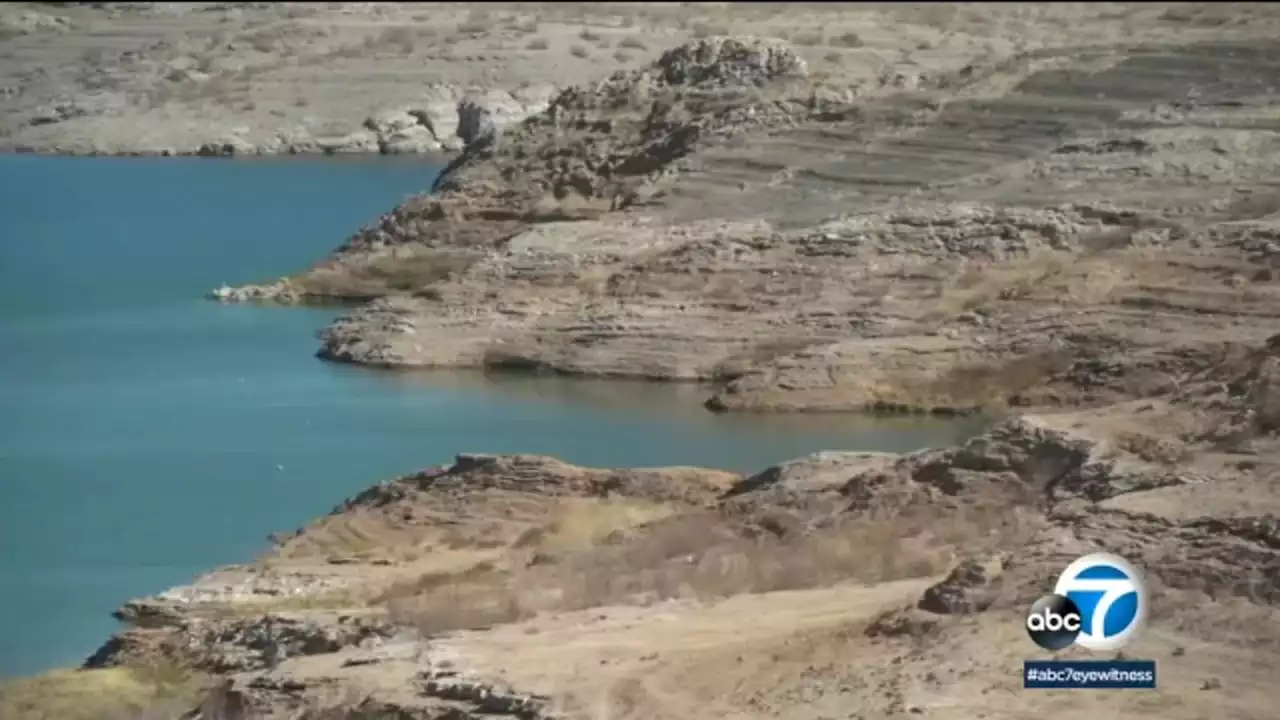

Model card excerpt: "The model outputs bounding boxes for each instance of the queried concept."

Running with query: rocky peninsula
[5,3,1280,719]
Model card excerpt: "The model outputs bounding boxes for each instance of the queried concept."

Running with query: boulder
[319,128,380,154]
[197,135,257,157]
[456,93,504,148]
[363,108,418,136]
[380,124,440,154]
[917,554,1007,614]
[511,83,558,111]
[272,125,318,154]
[1,11,73,35]
[29,103,84,126]
[654,36,808,88]
[408,85,463,142]
[455,87,550,147]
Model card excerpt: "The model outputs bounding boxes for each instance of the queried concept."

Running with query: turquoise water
[0,155,979,679]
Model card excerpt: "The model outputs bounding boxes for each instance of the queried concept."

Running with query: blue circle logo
[1052,552,1147,651]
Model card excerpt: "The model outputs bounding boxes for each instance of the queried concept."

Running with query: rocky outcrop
[365,108,442,154]
[0,10,72,35]
[184,86,554,158]
[88,611,395,674]
[197,32,1280,429]
[917,554,1007,614]
[75,343,1280,716]
[330,450,742,517]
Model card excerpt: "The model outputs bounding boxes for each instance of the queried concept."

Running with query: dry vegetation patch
[378,498,1025,639]
[927,251,1072,319]
[298,250,480,298]
[0,665,211,720]
[923,350,1076,413]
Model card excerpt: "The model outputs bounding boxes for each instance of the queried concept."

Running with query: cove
[0,155,980,679]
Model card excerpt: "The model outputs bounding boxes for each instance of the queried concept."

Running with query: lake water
[0,155,980,679]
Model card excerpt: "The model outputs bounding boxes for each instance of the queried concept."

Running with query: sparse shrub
[711,338,823,381]
[691,21,729,38]
[613,50,633,63]
[619,35,648,50]
[909,3,960,30]
[376,26,416,54]
[514,17,538,34]
[525,37,549,50]
[1160,6,1197,22]
[298,251,480,298]
[824,51,841,63]
[456,9,492,35]
[833,31,863,47]
[0,665,212,720]
[578,27,604,42]
[248,30,278,53]
[80,47,107,65]
[570,44,590,59]
[920,350,1074,414]
[794,31,825,46]
[1115,430,1191,465]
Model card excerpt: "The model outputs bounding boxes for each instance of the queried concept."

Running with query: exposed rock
[317,129,380,155]
[22,18,1280,720]
[338,452,739,511]
[917,554,1007,614]
[88,611,396,674]
[196,134,257,157]
[1,11,73,35]
[194,613,395,673]
[113,597,188,628]
[650,35,807,87]
[364,109,420,137]
[408,85,463,142]
[380,124,440,154]
[722,451,898,512]
[455,92,502,148]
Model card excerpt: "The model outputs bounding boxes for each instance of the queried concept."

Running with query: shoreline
[1,146,459,164]
[7,3,1280,718]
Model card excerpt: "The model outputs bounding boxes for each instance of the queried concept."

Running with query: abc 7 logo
[1025,553,1148,652]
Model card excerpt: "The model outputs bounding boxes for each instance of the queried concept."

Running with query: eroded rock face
[88,612,395,674]
[197,613,395,673]
[456,89,532,148]
[298,37,815,263]
[651,35,807,88]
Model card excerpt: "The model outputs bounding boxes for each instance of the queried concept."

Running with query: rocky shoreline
[6,78,552,157]
[0,2,680,157]
[7,3,1280,719]
[71,407,1280,718]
